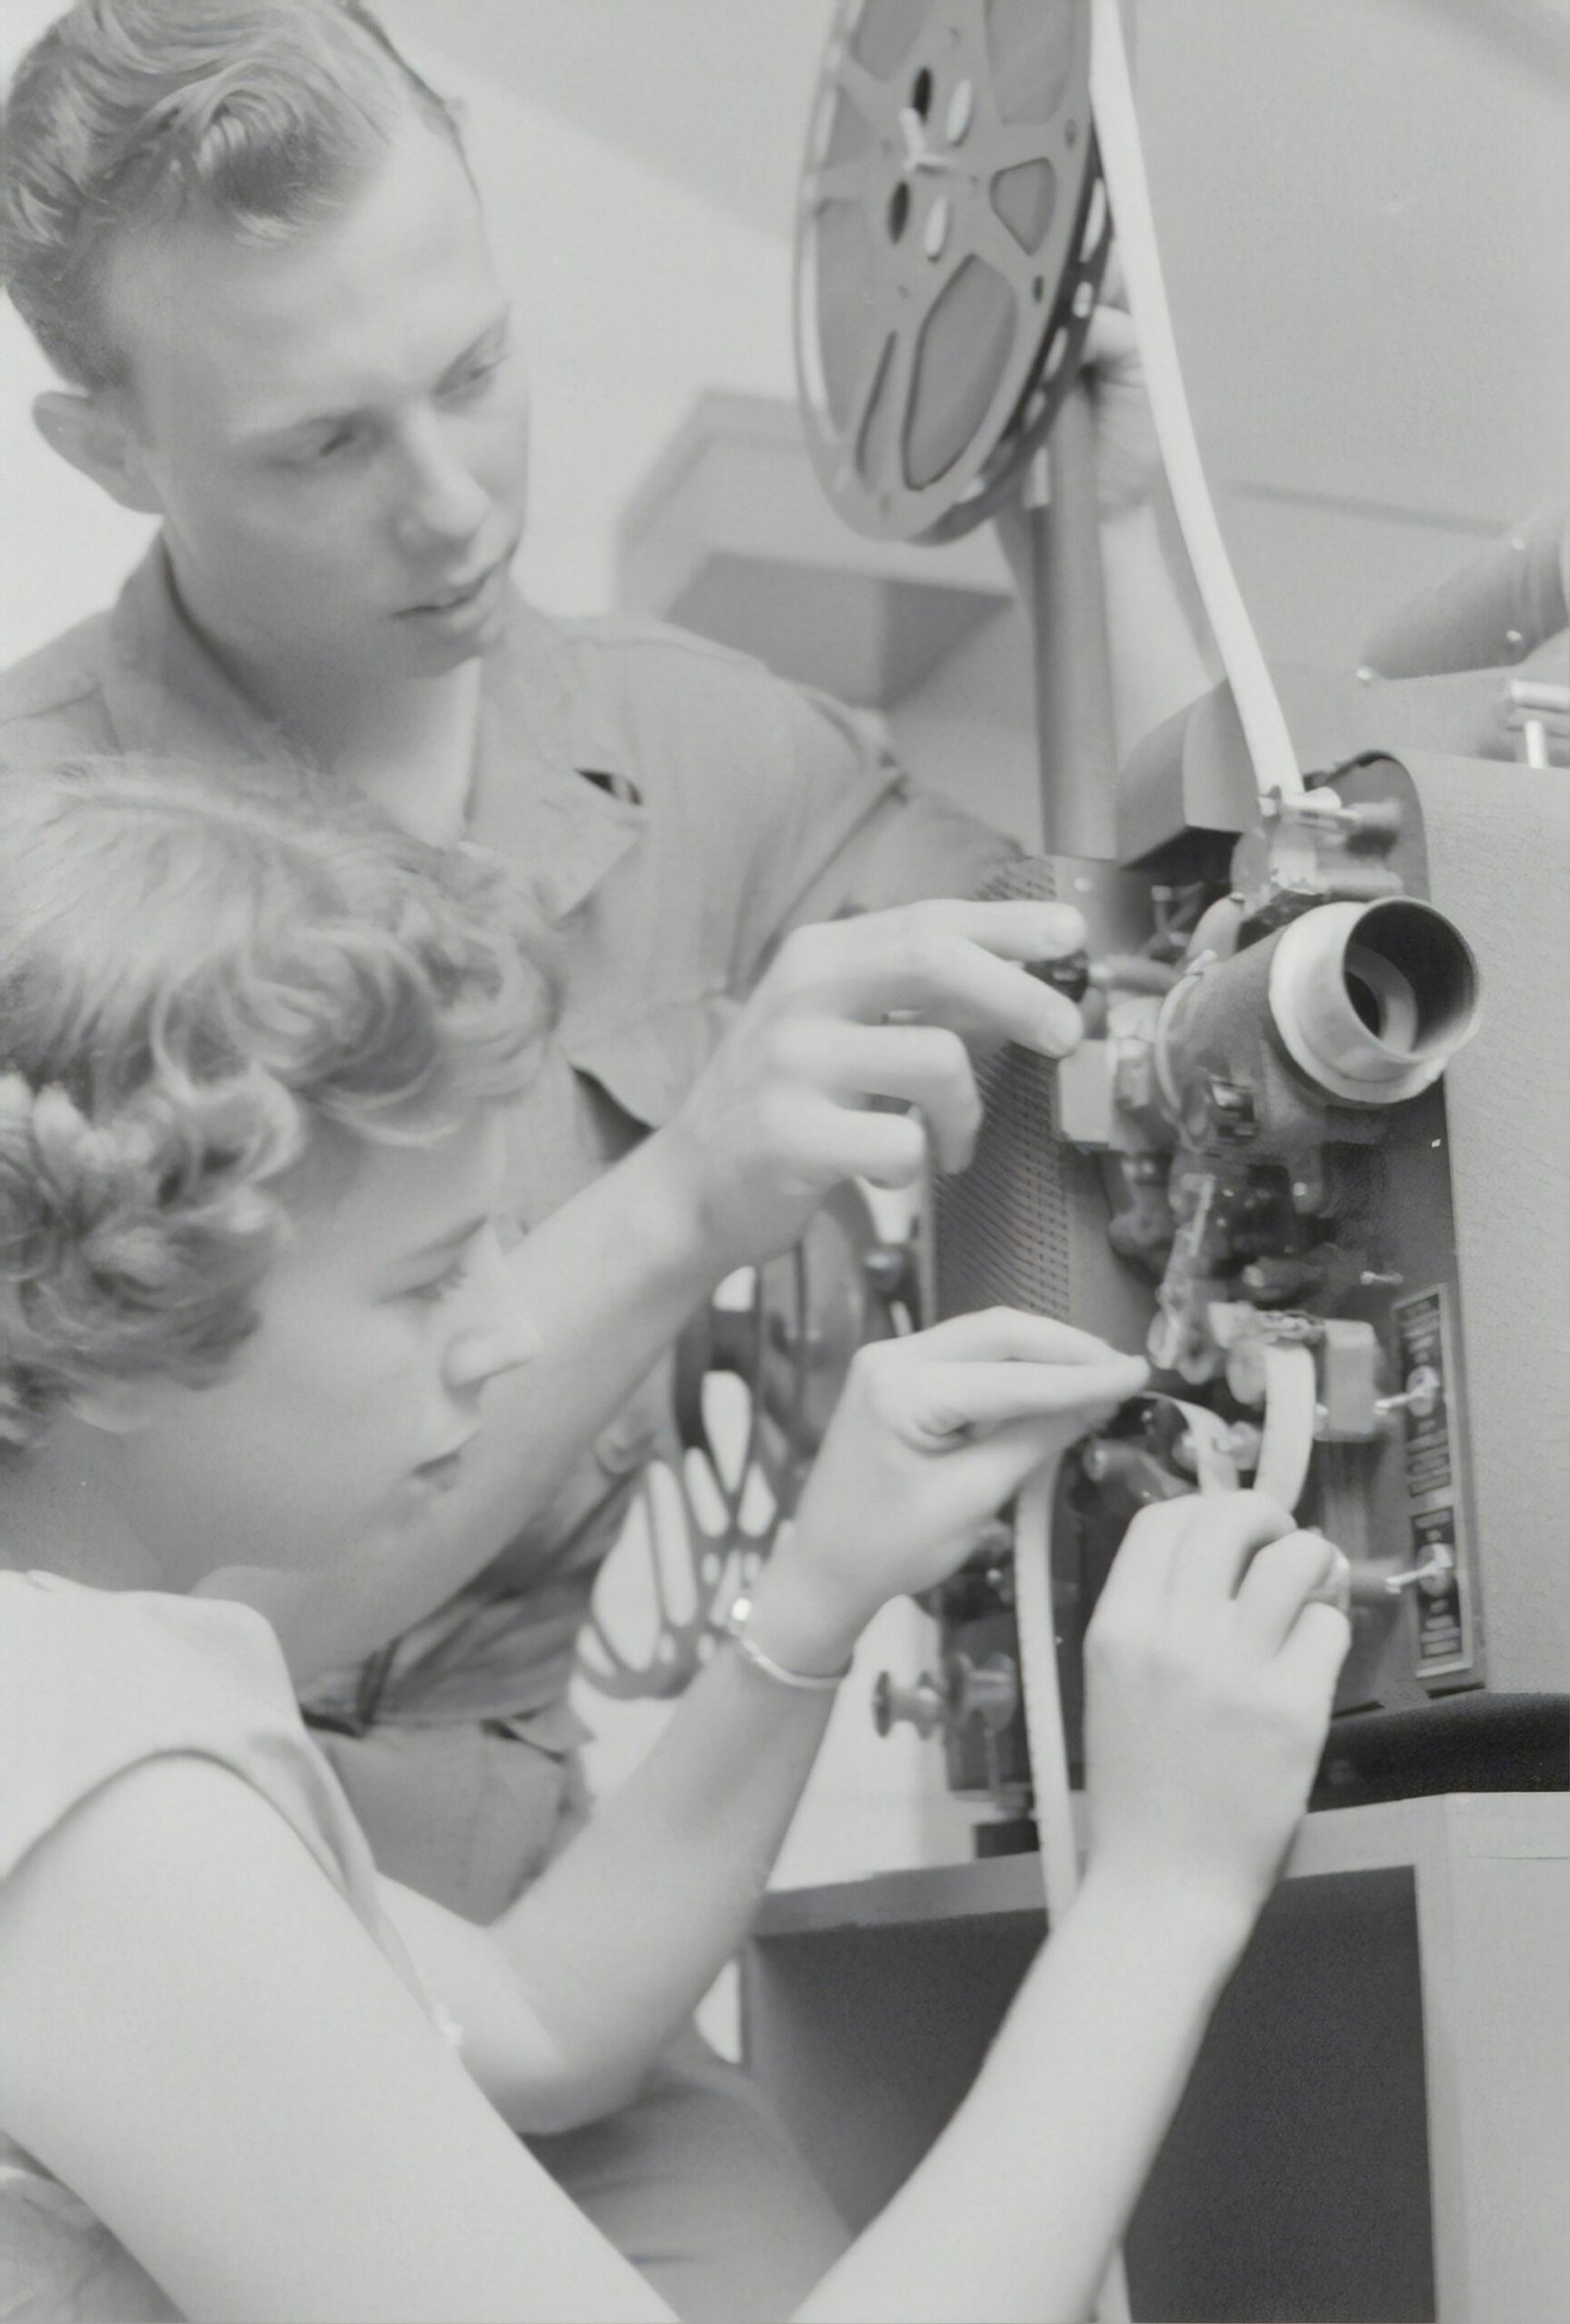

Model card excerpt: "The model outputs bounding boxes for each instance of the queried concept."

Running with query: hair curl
[0,0,462,388]
[0,755,550,1450]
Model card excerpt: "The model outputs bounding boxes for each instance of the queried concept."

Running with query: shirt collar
[101,540,646,926]
[104,542,292,767]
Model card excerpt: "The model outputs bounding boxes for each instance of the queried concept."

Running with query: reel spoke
[831,51,906,138]
[576,1189,916,1701]
[796,0,1107,544]
[803,156,877,213]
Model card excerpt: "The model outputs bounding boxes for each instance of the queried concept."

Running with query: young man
[0,8,1210,2310]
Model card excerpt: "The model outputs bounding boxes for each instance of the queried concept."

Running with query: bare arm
[0,1501,1344,2323]
[0,1758,670,2324]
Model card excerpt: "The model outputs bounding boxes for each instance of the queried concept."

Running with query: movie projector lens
[795,0,1112,543]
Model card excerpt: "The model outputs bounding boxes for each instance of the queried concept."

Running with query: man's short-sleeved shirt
[1,545,1015,1734]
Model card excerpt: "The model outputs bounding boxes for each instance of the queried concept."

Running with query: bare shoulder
[0,1752,317,1992]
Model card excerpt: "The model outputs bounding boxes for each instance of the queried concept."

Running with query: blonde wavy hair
[0,756,549,1450]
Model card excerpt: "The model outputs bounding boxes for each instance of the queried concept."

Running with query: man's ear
[32,387,164,516]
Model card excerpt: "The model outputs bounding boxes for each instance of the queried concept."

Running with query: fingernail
[1311,1550,1352,1616]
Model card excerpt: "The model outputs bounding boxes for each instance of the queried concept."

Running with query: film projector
[739,12,1566,2324]
[586,0,1569,1869]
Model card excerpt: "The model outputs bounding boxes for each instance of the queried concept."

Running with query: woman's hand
[746,1309,1149,1676]
[1082,1492,1351,1939]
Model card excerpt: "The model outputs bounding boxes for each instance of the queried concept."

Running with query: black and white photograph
[0,4,1565,2318]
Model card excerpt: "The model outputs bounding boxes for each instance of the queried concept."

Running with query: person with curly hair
[0,755,1347,2324]
[0,6,1213,2306]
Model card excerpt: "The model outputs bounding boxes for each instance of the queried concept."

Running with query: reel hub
[796,0,1111,543]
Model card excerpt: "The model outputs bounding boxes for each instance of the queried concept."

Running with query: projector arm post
[999,376,1120,862]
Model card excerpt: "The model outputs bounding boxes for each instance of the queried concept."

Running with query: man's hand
[651,897,1086,1277]
[1083,265,1162,516]
[746,1310,1149,1675]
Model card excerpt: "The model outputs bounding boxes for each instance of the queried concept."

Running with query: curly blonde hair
[0,756,549,1449]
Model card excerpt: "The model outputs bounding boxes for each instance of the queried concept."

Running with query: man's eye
[444,349,506,402]
[281,424,357,468]
[405,1256,469,1307]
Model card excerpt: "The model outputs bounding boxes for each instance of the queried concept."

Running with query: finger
[1164,1490,1296,1627]
[864,898,1089,964]
[1233,1529,1348,1659]
[891,1306,1145,1372]
[1272,1599,1352,1708]
[874,935,1084,1055]
[758,1086,929,1194]
[813,1104,928,1190]
[1082,302,1138,369]
[1087,1494,1200,1632]
[782,904,1088,1055]
[776,1018,981,1174]
[908,1355,1151,1440]
[1098,243,1128,310]
[918,1410,1101,1524]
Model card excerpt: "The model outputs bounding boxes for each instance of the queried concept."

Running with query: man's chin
[392,598,508,676]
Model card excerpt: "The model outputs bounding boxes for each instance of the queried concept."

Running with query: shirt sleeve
[732,678,1020,984]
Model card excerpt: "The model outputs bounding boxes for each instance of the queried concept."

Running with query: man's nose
[392,410,492,550]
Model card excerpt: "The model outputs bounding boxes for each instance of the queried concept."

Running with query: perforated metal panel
[930,855,1155,1354]
[934,858,1074,1320]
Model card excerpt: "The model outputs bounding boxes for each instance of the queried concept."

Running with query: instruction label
[1391,1287,1475,1681]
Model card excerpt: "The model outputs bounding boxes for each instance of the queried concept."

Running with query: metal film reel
[577,1186,916,1700]
[796,0,1112,544]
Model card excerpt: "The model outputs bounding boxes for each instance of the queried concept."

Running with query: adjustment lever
[1029,949,1091,1004]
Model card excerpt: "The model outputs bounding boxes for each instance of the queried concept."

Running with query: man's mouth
[401,553,510,618]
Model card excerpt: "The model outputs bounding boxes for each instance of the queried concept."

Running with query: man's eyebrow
[238,316,511,445]
[236,398,363,449]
